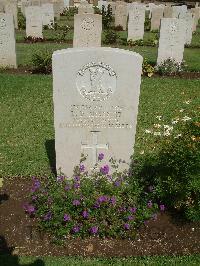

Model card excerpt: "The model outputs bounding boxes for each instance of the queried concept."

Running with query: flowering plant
[24,154,160,241]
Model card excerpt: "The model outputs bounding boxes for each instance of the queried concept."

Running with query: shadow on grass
[45,139,56,176]
[0,235,44,266]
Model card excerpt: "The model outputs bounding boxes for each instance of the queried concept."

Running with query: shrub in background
[24,155,160,242]
[127,39,144,47]
[156,58,186,76]
[114,25,124,31]
[31,50,52,74]
[18,10,26,30]
[104,30,118,44]
[142,58,155,77]
[102,5,113,29]
[133,120,200,221]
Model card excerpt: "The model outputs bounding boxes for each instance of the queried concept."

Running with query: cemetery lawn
[1,254,200,266]
[0,74,200,177]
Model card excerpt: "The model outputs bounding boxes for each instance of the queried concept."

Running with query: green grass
[0,74,199,177]
[1,255,200,266]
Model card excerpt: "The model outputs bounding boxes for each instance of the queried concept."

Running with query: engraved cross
[81,131,109,165]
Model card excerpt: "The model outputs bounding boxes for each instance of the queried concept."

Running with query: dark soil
[0,177,200,257]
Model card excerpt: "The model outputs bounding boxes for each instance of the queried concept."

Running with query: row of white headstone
[0,2,199,69]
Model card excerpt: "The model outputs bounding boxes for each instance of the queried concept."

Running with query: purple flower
[129,207,137,213]
[32,195,37,201]
[93,202,100,209]
[107,175,113,181]
[110,196,117,206]
[80,164,85,172]
[57,176,64,182]
[74,176,80,182]
[23,203,36,215]
[160,204,165,211]
[114,180,121,187]
[124,223,130,230]
[119,206,126,212]
[82,210,89,219]
[152,213,158,221]
[72,225,80,233]
[98,153,104,161]
[147,200,153,208]
[90,226,98,234]
[31,179,40,192]
[100,165,109,175]
[127,215,134,221]
[73,199,81,206]
[43,211,52,221]
[63,213,71,222]
[47,197,53,205]
[97,195,109,203]
[65,184,71,191]
[74,182,80,189]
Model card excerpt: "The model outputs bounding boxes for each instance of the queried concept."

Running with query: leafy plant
[104,30,118,44]
[133,120,200,221]
[18,11,26,30]
[156,59,186,76]
[24,36,44,43]
[127,39,144,47]
[102,4,113,29]
[144,18,151,31]
[142,58,155,77]
[24,154,159,241]
[31,50,52,74]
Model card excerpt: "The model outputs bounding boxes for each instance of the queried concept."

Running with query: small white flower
[172,119,179,124]
[184,100,191,104]
[163,131,171,136]
[145,129,152,134]
[182,116,191,122]
[154,132,161,136]
[175,134,182,139]
[156,116,162,120]
[139,150,145,155]
[154,124,161,128]
[179,109,184,113]
[164,125,173,131]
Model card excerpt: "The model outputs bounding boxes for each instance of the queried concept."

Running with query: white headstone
[25,6,43,38]
[151,7,164,31]
[184,12,194,45]
[115,2,127,30]
[172,5,187,18]
[4,0,18,29]
[52,47,143,176]
[73,14,102,47]
[157,18,186,65]
[128,5,145,41]
[0,13,17,68]
[191,8,199,31]
[78,1,94,14]
[42,3,54,27]
[21,0,30,16]
[98,0,108,11]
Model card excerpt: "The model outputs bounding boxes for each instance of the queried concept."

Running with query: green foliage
[24,36,45,43]
[62,7,78,17]
[104,30,118,44]
[18,11,26,30]
[31,50,52,74]
[133,120,200,221]
[156,59,186,76]
[144,18,151,31]
[142,58,155,77]
[102,5,113,29]
[54,24,71,41]
[24,156,158,241]
[127,39,144,47]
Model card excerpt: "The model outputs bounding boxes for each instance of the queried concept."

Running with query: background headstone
[184,12,193,45]
[42,3,54,27]
[128,4,145,41]
[157,18,186,65]
[52,47,143,176]
[151,7,164,31]
[0,13,17,68]
[78,1,94,14]
[25,6,43,38]
[73,13,102,47]
[115,2,127,30]
[5,0,18,29]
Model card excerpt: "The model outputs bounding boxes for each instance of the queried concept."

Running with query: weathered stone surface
[157,18,186,65]
[52,47,143,176]
[42,3,54,27]
[0,13,17,68]
[128,4,145,41]
[115,1,127,30]
[25,6,43,38]
[150,7,164,31]
[184,12,193,45]
[73,13,102,47]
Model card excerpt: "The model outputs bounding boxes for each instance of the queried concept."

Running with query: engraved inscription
[59,104,133,129]
[81,17,95,30]
[76,62,117,102]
